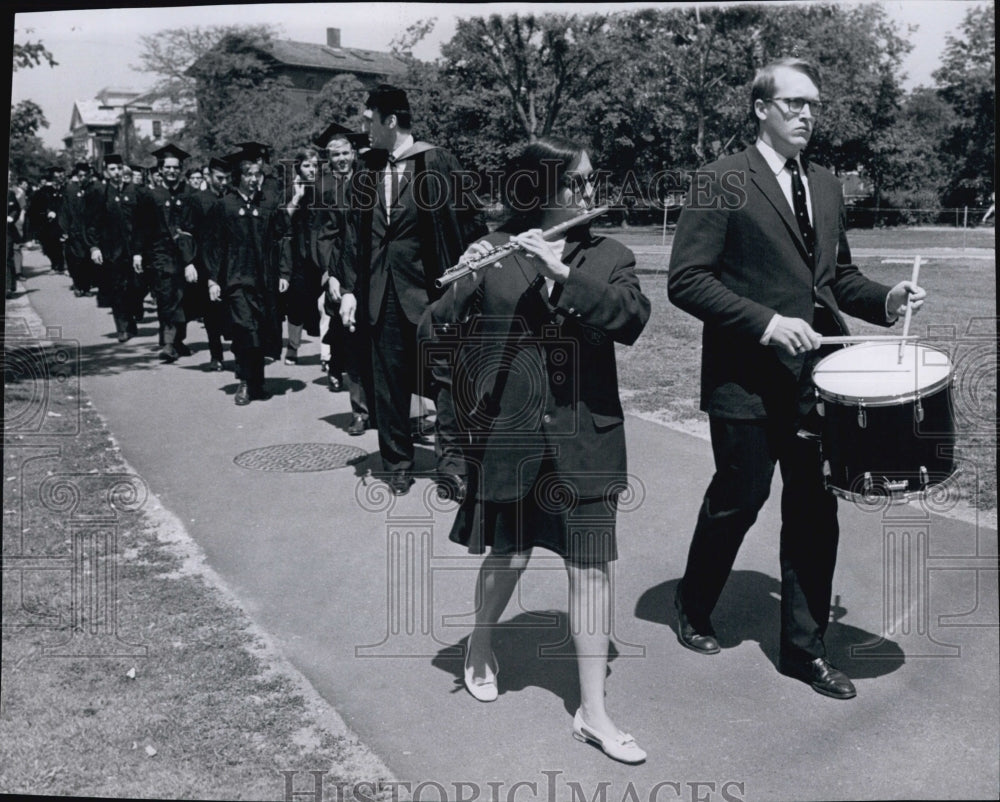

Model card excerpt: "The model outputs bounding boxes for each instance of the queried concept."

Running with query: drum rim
[813,342,953,406]
[815,377,952,406]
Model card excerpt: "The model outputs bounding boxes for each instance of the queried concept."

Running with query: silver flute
[435,205,610,289]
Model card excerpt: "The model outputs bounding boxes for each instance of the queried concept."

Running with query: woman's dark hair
[292,148,316,177]
[503,136,584,224]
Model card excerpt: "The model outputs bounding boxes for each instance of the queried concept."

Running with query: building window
[152,120,162,138]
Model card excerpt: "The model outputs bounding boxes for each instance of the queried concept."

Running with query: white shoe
[463,648,499,702]
[572,709,646,764]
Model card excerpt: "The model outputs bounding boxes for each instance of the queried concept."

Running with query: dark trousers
[5,229,16,295]
[328,312,370,418]
[66,250,94,293]
[39,233,64,272]
[109,257,142,334]
[149,267,186,328]
[232,329,265,391]
[371,278,418,472]
[678,416,839,661]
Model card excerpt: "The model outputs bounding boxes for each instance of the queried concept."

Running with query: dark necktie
[786,158,814,261]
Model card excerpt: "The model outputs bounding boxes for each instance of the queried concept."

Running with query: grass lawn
[614,230,997,517]
[2,326,395,800]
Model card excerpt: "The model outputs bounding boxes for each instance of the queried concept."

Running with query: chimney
[327,28,341,48]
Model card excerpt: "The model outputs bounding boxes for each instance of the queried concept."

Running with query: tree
[310,74,368,134]
[134,24,277,103]
[441,13,615,142]
[185,29,312,159]
[12,32,57,71]
[9,100,48,141]
[933,4,995,206]
[9,101,60,179]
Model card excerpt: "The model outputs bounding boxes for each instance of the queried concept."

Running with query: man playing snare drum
[667,58,925,699]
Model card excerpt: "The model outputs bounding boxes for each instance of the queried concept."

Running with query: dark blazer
[668,146,893,419]
[343,146,487,326]
[427,228,650,502]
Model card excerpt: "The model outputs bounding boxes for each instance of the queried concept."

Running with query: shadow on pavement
[432,613,623,716]
[636,570,904,679]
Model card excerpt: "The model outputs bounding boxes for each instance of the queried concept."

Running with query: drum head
[813,342,952,405]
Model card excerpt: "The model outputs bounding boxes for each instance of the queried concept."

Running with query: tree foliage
[184,29,312,158]
[933,4,995,205]
[12,33,57,71]
[442,14,615,142]
[134,24,277,103]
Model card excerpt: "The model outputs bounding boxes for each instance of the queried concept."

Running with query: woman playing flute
[424,136,651,763]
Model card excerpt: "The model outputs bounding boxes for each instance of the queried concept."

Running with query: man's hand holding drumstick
[767,278,927,357]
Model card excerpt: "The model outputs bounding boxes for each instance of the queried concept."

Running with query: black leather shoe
[234,382,251,406]
[248,386,272,401]
[348,414,368,436]
[174,341,192,357]
[436,473,467,503]
[328,373,342,392]
[778,656,857,699]
[674,593,720,654]
[117,331,130,343]
[389,471,414,496]
[207,359,224,372]
[158,345,179,363]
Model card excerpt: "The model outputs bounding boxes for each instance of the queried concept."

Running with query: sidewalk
[9,248,999,801]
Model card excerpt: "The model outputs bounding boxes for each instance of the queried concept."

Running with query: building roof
[70,100,121,129]
[261,38,407,77]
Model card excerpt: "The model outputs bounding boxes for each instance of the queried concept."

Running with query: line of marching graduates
[43,128,373,413]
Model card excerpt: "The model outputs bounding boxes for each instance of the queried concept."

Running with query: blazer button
[542,414,552,424]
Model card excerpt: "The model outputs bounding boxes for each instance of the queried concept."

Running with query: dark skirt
[449,463,619,565]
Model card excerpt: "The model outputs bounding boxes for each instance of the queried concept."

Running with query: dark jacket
[342,145,487,326]
[427,227,650,502]
[667,146,893,419]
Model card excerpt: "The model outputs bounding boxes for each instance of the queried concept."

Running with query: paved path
[10,249,999,801]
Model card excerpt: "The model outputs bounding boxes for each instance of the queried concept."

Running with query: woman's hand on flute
[511,229,569,283]
[460,240,497,265]
[887,281,926,320]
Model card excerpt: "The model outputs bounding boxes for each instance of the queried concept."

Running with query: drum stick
[898,255,922,363]
[820,335,919,345]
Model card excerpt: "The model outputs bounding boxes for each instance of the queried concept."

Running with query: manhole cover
[234,443,367,472]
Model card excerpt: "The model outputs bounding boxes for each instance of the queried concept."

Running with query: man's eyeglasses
[767,97,825,115]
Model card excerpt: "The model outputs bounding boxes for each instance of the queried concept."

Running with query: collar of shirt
[235,189,256,205]
[755,138,803,177]
[755,138,812,225]
[389,135,415,164]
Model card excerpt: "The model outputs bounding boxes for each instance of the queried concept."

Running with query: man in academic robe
[189,156,232,371]
[339,84,486,495]
[58,161,97,296]
[27,166,66,274]
[133,143,200,362]
[205,151,290,405]
[83,154,143,342]
[312,123,375,434]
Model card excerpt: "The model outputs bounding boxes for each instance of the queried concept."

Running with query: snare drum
[812,342,955,501]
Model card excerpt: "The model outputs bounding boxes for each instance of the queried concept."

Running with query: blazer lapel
[746,148,811,264]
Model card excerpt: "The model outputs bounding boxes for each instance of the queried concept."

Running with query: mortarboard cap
[365,84,410,116]
[73,161,92,174]
[208,156,230,172]
[46,165,66,177]
[234,141,271,162]
[104,154,124,166]
[151,143,190,164]
[312,122,352,149]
